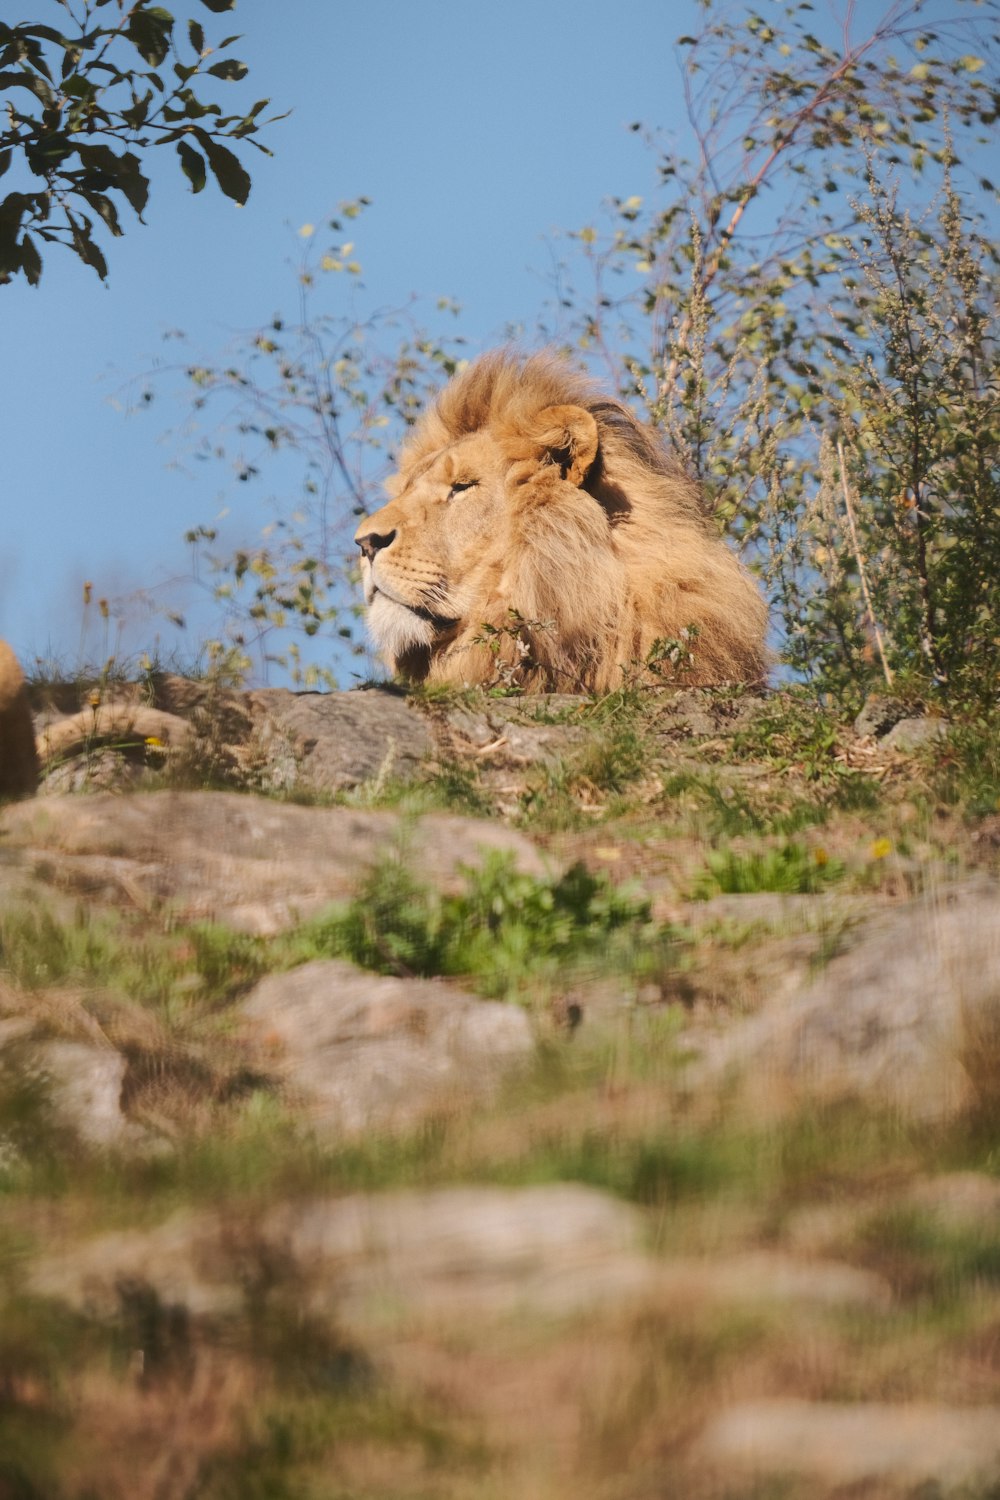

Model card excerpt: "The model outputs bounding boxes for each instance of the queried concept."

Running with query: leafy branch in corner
[0,0,284,285]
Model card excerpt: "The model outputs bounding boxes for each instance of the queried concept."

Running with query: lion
[0,640,39,799]
[354,350,768,693]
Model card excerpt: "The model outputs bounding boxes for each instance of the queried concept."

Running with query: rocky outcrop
[692,881,1000,1121]
[700,1400,1000,1488]
[240,960,534,1135]
[0,789,547,934]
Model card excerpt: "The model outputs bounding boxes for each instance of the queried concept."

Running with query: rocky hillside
[2,675,999,1499]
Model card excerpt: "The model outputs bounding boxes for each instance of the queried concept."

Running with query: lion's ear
[507,403,599,487]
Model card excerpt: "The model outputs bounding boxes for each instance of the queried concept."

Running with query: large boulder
[693,882,1000,1121]
[240,960,534,1135]
[246,686,434,793]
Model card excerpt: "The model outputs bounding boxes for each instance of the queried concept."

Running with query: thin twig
[836,439,893,689]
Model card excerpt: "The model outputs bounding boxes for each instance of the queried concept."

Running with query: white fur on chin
[367,591,436,658]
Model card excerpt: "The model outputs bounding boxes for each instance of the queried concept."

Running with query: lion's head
[354,350,768,692]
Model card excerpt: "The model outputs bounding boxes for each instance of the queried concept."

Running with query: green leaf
[193,129,251,203]
[65,210,108,280]
[75,145,150,217]
[18,24,66,44]
[19,230,41,285]
[0,149,10,179]
[958,55,985,73]
[126,7,173,67]
[121,88,153,128]
[83,190,122,235]
[199,0,237,11]
[207,58,248,80]
[61,72,98,99]
[188,19,205,54]
[177,139,206,193]
[0,190,30,245]
[0,68,55,105]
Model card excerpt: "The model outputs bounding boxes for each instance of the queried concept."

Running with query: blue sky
[1,0,696,679]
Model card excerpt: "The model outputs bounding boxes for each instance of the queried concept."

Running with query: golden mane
[355,350,768,693]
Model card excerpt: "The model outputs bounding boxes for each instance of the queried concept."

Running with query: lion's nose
[356,528,396,563]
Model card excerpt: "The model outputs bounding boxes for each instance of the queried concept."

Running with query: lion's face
[354,430,513,662]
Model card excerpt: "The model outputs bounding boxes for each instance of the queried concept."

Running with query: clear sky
[1,0,699,679]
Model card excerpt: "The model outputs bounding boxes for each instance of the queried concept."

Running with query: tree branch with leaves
[0,0,282,285]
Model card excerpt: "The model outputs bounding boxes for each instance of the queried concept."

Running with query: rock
[700,1399,1000,1487]
[31,1040,144,1149]
[693,883,1000,1121]
[28,1185,892,1343]
[240,960,534,1135]
[903,1171,1000,1228]
[0,640,39,799]
[264,1184,656,1327]
[29,1183,655,1329]
[655,1251,890,1310]
[883,714,947,752]
[437,695,588,768]
[247,687,433,793]
[0,790,548,935]
[853,694,912,738]
[39,747,146,796]
[28,1210,240,1319]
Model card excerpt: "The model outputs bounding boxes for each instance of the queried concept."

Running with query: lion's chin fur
[366,591,438,660]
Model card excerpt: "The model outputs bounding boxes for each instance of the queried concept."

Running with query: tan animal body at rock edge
[0,640,38,799]
[355,350,768,694]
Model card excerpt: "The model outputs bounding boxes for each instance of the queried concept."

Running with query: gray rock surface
[853,695,913,738]
[28,1209,242,1319]
[247,687,434,793]
[700,1399,1000,1487]
[693,882,1000,1120]
[28,1185,891,1334]
[883,714,947,751]
[27,1185,654,1326]
[653,1251,889,1310]
[26,1039,154,1150]
[240,960,534,1134]
[263,1184,656,1326]
[0,790,548,934]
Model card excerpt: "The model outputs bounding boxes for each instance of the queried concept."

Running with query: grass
[3,1065,1000,1498]
[3,1002,1000,1500]
[5,684,1000,1498]
[691,841,846,898]
[293,849,668,1002]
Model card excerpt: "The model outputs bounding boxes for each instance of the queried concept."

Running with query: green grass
[294,849,666,1002]
[691,841,846,898]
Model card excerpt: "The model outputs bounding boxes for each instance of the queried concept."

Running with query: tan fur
[354,350,768,693]
[0,640,39,799]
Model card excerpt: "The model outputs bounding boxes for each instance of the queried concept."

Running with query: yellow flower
[870,838,892,860]
[145,736,164,748]
[813,847,829,867]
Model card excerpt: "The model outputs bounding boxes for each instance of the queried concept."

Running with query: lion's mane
[358,350,768,693]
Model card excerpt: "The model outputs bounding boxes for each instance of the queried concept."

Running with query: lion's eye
[447,479,478,499]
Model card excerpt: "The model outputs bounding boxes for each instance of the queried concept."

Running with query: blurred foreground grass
[3,687,1000,1497]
